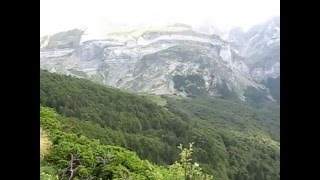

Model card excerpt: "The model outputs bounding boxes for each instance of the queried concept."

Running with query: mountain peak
[40,19,279,102]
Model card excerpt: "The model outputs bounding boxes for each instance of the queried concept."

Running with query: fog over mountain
[40,1,280,179]
[40,16,279,102]
[41,0,279,36]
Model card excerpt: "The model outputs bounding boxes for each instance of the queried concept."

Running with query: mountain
[228,17,280,84]
[40,69,280,180]
[192,22,227,38]
[40,17,280,102]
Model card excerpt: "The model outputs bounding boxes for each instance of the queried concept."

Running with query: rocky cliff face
[40,18,280,102]
[228,16,280,82]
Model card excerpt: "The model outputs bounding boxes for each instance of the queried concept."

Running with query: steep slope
[40,70,280,180]
[228,17,280,84]
[40,106,212,180]
[40,23,272,101]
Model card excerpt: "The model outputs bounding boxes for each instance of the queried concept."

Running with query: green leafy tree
[176,143,213,180]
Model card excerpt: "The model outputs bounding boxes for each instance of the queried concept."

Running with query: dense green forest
[40,107,212,179]
[40,69,280,180]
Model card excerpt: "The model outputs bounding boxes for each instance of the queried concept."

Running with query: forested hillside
[40,107,212,179]
[40,69,280,180]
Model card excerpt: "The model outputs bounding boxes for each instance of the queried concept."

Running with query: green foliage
[40,69,192,165]
[40,106,61,130]
[40,70,279,179]
[177,143,213,180]
[244,87,270,107]
[40,107,211,180]
[140,94,167,106]
[164,96,280,180]
[216,82,238,100]
[40,165,59,180]
[172,74,206,96]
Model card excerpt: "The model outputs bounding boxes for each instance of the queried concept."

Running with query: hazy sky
[40,0,280,36]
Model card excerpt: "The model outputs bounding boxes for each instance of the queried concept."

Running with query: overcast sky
[40,0,280,36]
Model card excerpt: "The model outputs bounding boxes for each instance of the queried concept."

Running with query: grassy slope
[139,94,167,106]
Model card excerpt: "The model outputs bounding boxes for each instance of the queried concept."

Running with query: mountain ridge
[40,17,279,102]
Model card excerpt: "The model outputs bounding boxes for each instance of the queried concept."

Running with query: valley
[40,16,280,180]
[40,70,279,180]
